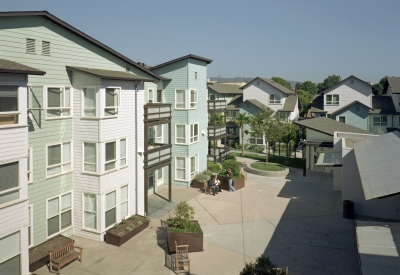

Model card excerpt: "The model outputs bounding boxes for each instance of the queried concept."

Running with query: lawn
[231,153,303,169]
[250,162,285,171]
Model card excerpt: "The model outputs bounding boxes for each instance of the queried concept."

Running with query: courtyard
[33,159,359,275]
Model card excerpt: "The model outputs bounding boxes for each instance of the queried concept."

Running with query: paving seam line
[194,197,221,225]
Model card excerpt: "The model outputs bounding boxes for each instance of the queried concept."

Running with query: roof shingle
[0,59,45,75]
[279,95,298,112]
[208,83,243,94]
[370,96,397,114]
[66,66,153,81]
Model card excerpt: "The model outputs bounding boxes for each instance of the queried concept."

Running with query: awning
[316,152,342,166]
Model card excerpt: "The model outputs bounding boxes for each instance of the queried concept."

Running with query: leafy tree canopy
[271,77,292,91]
[300,81,318,95]
[373,76,387,96]
[240,255,286,275]
[297,89,314,116]
[317,75,341,93]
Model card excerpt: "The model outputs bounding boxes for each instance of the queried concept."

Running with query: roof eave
[0,68,46,75]
[150,54,213,71]
[66,66,154,82]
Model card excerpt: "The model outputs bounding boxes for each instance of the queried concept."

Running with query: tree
[300,81,318,95]
[373,76,387,96]
[280,123,299,164]
[240,255,286,275]
[295,82,302,92]
[317,75,341,93]
[271,77,292,90]
[234,113,249,156]
[297,89,313,116]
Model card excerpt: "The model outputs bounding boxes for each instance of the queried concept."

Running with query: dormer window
[269,94,281,104]
[326,95,339,105]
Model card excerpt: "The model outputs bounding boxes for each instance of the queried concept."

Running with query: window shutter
[42,41,50,55]
[26,38,35,54]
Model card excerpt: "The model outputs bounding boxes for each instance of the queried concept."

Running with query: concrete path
[33,164,359,275]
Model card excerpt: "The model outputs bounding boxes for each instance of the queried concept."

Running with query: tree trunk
[265,136,268,165]
[286,143,288,164]
[278,142,280,156]
[241,125,244,156]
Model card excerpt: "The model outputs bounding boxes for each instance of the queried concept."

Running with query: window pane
[0,190,19,205]
[105,208,116,227]
[0,86,18,112]
[194,124,198,136]
[105,88,117,107]
[106,191,116,210]
[48,197,59,217]
[105,162,115,171]
[84,193,96,212]
[176,125,185,143]
[106,142,116,162]
[84,143,96,164]
[0,254,20,275]
[121,185,128,202]
[121,202,128,218]
[84,212,96,229]
[83,88,96,116]
[120,139,126,158]
[157,90,162,103]
[0,162,19,192]
[63,143,70,163]
[148,90,153,102]
[61,193,71,211]
[48,145,61,166]
[0,231,20,263]
[176,90,185,108]
[176,169,185,180]
[61,210,72,229]
[65,88,70,108]
[48,88,61,107]
[157,168,162,180]
[176,157,185,168]
[47,215,59,236]
[156,125,162,138]
[190,90,196,102]
[333,95,339,101]
[47,166,61,175]
[191,157,196,173]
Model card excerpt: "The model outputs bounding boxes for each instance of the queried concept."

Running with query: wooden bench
[49,242,83,275]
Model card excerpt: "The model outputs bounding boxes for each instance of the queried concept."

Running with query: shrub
[167,201,194,230]
[233,142,240,149]
[131,215,137,220]
[194,172,209,183]
[253,145,265,152]
[126,227,133,231]
[225,155,236,161]
[202,170,214,177]
[146,217,151,222]
[244,143,251,150]
[113,223,119,229]
[129,223,135,228]
[220,159,241,179]
[137,220,143,226]
[207,161,221,173]
[240,255,285,275]
[118,232,125,237]
[121,218,126,224]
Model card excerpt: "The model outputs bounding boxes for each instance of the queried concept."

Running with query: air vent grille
[26,38,35,54]
[42,41,50,55]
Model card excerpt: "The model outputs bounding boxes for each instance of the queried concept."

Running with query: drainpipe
[135,81,143,214]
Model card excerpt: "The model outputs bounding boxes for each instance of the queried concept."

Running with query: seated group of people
[207,169,236,195]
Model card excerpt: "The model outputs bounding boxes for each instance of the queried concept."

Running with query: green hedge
[231,153,302,169]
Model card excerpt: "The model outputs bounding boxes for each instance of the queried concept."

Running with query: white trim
[189,154,199,180]
[0,160,20,206]
[338,115,346,123]
[190,123,199,144]
[28,147,33,184]
[175,89,186,109]
[0,84,21,126]
[175,156,187,181]
[175,124,186,145]
[104,86,120,117]
[0,230,21,271]
[44,86,73,120]
[325,94,339,105]
[82,142,98,174]
[155,89,163,103]
[45,141,73,178]
[46,191,73,239]
[120,138,128,168]
[120,185,129,219]
[28,204,34,247]
[189,89,198,109]
[104,140,117,172]
[82,86,98,118]
[269,94,281,104]
[147,88,154,103]
[82,192,98,231]
[104,190,117,229]
[249,132,265,145]
[174,89,198,110]
[373,115,388,126]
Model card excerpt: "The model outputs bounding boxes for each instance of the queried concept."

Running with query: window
[0,162,19,205]
[148,89,154,103]
[228,128,236,135]
[26,38,35,54]
[83,193,97,230]
[399,116,400,126]
[47,193,72,237]
[190,124,199,143]
[104,87,119,116]
[195,72,197,79]
[175,90,185,109]
[176,125,186,144]
[0,85,19,125]
[105,142,116,171]
[226,111,238,121]
[47,142,72,177]
[175,89,198,109]
[156,90,163,103]
[149,125,163,144]
[120,139,127,167]
[28,205,33,247]
[120,185,128,219]
[28,147,33,183]
[0,231,21,275]
[105,191,116,228]
[190,90,197,108]
[327,114,332,119]
[249,132,264,145]
[338,116,346,123]
[46,87,71,118]
[373,115,388,126]
[83,87,96,117]
[176,157,186,181]
[42,41,50,55]
[326,94,339,105]
[83,143,97,173]
[190,155,198,179]
[269,94,281,104]
[209,94,216,100]
[278,112,286,121]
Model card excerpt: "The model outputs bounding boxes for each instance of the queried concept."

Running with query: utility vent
[42,41,50,55]
[26,38,35,54]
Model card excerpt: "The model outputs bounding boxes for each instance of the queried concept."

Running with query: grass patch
[250,162,285,171]
[168,222,203,234]
[231,153,302,169]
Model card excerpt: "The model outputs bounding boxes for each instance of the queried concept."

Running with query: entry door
[148,171,155,195]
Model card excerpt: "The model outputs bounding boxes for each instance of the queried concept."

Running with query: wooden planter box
[218,175,245,191]
[167,220,203,254]
[191,179,205,189]
[105,216,150,247]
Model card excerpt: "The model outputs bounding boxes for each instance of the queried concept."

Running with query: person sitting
[215,176,222,192]
[208,175,218,196]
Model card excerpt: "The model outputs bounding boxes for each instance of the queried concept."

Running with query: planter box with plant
[105,215,150,246]
[218,159,245,190]
[191,170,213,189]
[167,201,203,254]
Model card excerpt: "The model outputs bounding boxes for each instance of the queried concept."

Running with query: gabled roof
[208,83,242,94]
[0,59,45,75]
[240,77,294,95]
[315,75,372,96]
[384,77,400,94]
[310,94,327,113]
[354,131,400,200]
[369,96,397,114]
[226,95,243,111]
[0,11,161,81]
[331,100,372,116]
[238,99,273,112]
[66,66,153,82]
[294,117,373,136]
[278,95,298,112]
[149,54,212,71]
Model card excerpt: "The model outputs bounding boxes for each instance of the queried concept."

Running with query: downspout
[135,81,143,214]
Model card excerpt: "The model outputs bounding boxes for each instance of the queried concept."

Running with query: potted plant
[218,159,245,190]
[167,201,203,254]
[105,215,150,246]
[148,142,155,150]
[191,170,212,189]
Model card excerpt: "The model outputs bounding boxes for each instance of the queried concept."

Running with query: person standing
[227,169,236,192]
[208,175,219,196]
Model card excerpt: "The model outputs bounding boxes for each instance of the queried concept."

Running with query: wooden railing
[143,143,172,169]
[144,103,172,122]
[207,100,226,111]
[207,125,226,138]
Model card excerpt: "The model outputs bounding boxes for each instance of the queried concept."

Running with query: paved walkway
[33,161,359,275]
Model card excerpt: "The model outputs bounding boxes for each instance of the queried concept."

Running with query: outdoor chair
[203,182,212,195]
[174,241,190,274]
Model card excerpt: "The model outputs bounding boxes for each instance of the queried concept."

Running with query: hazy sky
[2,0,399,83]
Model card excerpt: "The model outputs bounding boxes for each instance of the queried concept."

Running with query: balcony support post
[144,121,149,216]
[168,163,172,202]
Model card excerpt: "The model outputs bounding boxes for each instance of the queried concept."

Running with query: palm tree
[234,113,249,156]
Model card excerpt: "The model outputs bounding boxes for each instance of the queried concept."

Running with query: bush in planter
[194,172,210,183]
[129,223,135,228]
[219,159,241,179]
[202,170,214,177]
[131,215,137,220]
[207,161,221,173]
[118,232,125,237]
[168,201,201,233]
[240,255,286,275]
[122,218,126,224]
[114,223,119,229]
[126,227,133,232]
[137,220,143,226]
[225,155,236,161]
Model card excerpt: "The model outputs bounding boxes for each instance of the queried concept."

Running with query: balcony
[144,103,172,123]
[208,100,226,112]
[208,125,227,139]
[207,147,231,163]
[143,143,172,169]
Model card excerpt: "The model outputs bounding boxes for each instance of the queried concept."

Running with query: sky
[2,0,400,83]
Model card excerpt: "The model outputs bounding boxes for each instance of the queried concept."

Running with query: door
[148,171,155,195]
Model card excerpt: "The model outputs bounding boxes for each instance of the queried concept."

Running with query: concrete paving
[33,160,359,275]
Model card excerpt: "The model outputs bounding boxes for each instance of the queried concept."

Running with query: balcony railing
[208,125,227,139]
[207,100,226,111]
[144,103,172,122]
[207,147,231,162]
[0,112,19,126]
[143,143,172,169]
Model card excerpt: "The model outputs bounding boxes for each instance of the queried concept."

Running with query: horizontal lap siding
[335,104,369,131]
[0,127,28,163]
[243,81,285,113]
[239,104,262,144]
[0,200,29,237]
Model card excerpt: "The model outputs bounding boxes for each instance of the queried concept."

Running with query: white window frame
[175,89,198,109]
[175,124,186,144]
[46,192,73,239]
[105,190,116,229]
[82,142,98,174]
[105,141,117,172]
[190,124,199,144]
[0,230,21,273]
[82,86,97,118]
[120,138,127,168]
[45,86,72,120]
[120,185,129,219]
[249,132,264,145]
[28,147,33,184]
[373,115,388,126]
[82,193,97,231]
[46,141,73,178]
[104,87,120,117]
[175,89,186,109]
[338,116,346,123]
[0,84,20,126]
[175,156,187,181]
[155,90,163,103]
[28,204,33,247]
[226,111,238,121]
[0,161,20,206]
[190,154,199,180]
[190,89,197,109]
[148,88,154,103]
[269,94,281,104]
[326,94,339,105]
